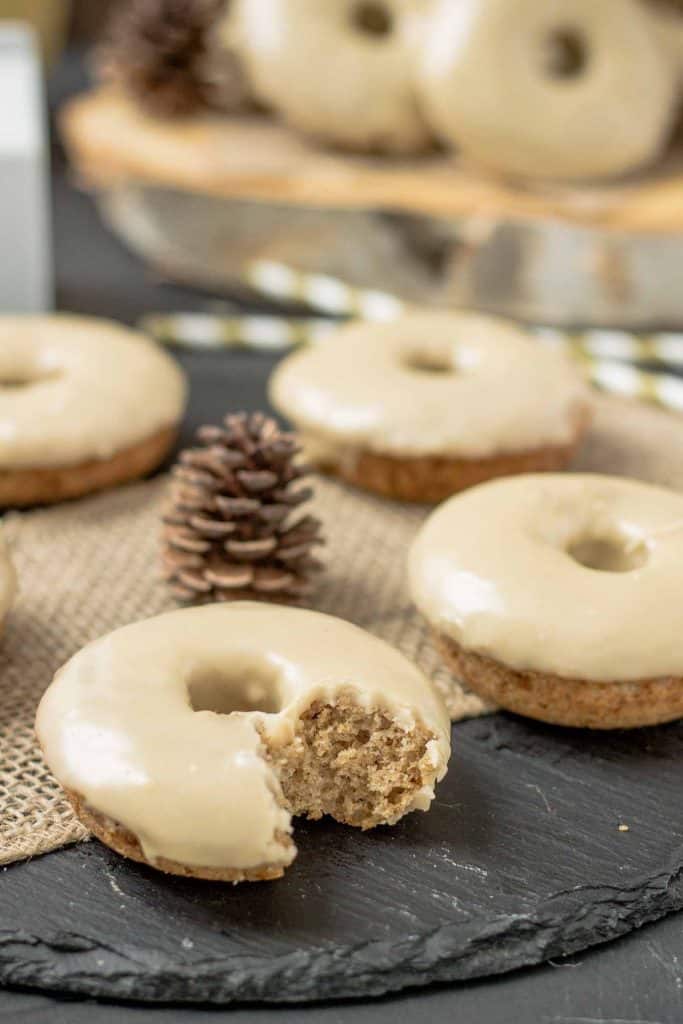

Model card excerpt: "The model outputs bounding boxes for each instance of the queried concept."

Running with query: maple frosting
[418,0,679,180]
[269,311,589,459]
[409,474,683,682]
[229,0,433,153]
[36,603,450,870]
[0,315,186,468]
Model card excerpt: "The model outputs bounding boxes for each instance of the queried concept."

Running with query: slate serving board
[2,715,682,1004]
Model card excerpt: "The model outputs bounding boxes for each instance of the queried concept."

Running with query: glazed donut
[36,602,450,881]
[0,315,186,506]
[229,0,433,153]
[269,311,590,503]
[417,0,680,179]
[409,474,683,729]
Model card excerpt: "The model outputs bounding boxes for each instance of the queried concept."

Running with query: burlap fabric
[1,394,682,866]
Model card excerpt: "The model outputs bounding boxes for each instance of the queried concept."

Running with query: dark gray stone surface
[2,908,683,1024]
[2,717,682,1003]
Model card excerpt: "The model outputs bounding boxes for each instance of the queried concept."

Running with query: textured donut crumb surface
[328,439,584,502]
[0,425,178,507]
[436,633,683,730]
[267,696,436,830]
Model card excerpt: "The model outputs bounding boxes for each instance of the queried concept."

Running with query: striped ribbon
[141,311,338,352]
[244,261,404,321]
[141,260,683,415]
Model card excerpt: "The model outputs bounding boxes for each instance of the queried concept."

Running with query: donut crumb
[267,696,436,829]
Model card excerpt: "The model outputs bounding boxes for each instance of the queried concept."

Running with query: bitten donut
[269,311,590,503]
[409,474,683,729]
[36,603,450,881]
[229,0,433,153]
[418,0,680,179]
[0,315,186,506]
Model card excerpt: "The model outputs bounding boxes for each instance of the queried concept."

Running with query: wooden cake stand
[62,87,683,328]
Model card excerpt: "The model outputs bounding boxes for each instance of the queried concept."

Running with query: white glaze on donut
[0,315,186,469]
[36,603,450,870]
[409,473,683,681]
[418,0,680,179]
[269,311,589,459]
[229,0,433,152]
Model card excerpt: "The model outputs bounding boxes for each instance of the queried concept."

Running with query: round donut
[36,602,450,881]
[0,315,187,506]
[409,474,683,729]
[229,0,433,153]
[269,311,591,503]
[417,0,680,180]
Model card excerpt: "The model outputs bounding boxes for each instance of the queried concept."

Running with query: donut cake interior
[265,694,436,830]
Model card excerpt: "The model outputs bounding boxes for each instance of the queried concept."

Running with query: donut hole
[350,1,393,39]
[0,367,59,389]
[402,349,456,375]
[188,662,282,716]
[541,27,589,80]
[568,534,648,574]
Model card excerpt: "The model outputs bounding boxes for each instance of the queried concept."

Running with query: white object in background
[0,22,52,312]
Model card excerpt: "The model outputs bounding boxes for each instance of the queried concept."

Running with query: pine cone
[100,0,250,119]
[162,412,324,604]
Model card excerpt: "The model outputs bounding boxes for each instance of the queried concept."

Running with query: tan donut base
[66,790,291,882]
[435,633,683,730]
[325,436,585,503]
[0,425,178,507]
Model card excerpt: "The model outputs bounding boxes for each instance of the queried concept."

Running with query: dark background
[69,0,118,44]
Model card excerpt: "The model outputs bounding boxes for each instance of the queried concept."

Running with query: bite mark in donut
[37,603,450,880]
[268,695,437,830]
